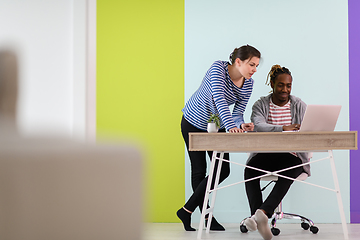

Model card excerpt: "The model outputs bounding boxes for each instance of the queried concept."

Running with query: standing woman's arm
[232,80,253,129]
[209,62,237,131]
[232,100,246,129]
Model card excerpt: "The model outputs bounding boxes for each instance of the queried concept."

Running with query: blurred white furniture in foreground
[0,135,144,240]
[0,49,144,240]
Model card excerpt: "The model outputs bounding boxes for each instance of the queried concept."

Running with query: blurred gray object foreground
[0,50,144,240]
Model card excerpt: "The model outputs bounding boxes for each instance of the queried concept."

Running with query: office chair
[239,172,319,236]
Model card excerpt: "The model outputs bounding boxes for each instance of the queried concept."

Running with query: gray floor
[143,223,360,240]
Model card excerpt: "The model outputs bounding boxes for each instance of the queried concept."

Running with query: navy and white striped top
[182,60,254,131]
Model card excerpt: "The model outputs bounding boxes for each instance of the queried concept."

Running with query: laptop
[299,105,342,132]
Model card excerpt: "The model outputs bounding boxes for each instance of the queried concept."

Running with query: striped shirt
[268,100,292,126]
[182,60,254,131]
[268,100,297,156]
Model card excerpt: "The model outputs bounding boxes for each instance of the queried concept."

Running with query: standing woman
[177,45,261,231]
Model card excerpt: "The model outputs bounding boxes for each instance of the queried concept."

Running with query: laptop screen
[299,105,341,132]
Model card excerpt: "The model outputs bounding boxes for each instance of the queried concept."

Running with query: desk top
[189,131,358,152]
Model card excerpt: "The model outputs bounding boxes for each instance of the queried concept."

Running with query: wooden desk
[189,131,357,239]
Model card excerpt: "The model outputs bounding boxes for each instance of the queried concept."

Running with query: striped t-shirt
[182,60,254,131]
[268,100,292,126]
[268,100,297,156]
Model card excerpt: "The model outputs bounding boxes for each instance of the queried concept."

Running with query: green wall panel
[97,0,184,222]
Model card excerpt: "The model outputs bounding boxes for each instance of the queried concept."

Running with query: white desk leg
[328,150,349,240]
[197,151,218,239]
[206,152,224,233]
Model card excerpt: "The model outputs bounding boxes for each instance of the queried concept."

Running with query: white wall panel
[0,0,91,139]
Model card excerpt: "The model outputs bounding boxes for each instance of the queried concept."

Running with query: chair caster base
[301,222,310,230]
[271,227,280,236]
[240,224,248,233]
[310,225,319,234]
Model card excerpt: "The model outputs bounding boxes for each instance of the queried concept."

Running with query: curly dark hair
[265,64,292,86]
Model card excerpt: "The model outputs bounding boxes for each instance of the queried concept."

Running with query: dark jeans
[244,153,303,218]
[181,115,230,212]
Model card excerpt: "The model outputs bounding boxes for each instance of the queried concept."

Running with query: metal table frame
[188,131,358,239]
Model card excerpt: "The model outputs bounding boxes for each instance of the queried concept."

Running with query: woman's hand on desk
[229,127,244,133]
[228,122,254,133]
[283,124,300,131]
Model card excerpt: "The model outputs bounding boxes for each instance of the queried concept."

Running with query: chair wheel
[271,227,280,236]
[301,222,310,230]
[310,226,319,234]
[240,224,248,233]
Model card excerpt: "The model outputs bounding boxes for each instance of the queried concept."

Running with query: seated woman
[243,64,311,240]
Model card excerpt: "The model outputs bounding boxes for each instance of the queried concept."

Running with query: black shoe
[176,208,196,231]
[205,217,225,231]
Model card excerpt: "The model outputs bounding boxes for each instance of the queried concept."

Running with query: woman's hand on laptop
[283,124,300,131]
